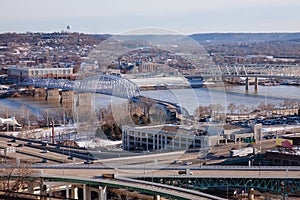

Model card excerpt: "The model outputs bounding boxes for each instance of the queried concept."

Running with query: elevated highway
[33,165,300,198]
[41,175,225,200]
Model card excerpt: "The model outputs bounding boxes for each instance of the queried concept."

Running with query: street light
[245,179,252,196]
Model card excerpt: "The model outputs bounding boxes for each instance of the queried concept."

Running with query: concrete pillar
[66,185,70,198]
[157,134,159,149]
[140,132,142,147]
[186,138,189,149]
[71,186,78,200]
[122,131,125,150]
[172,138,175,150]
[193,137,196,148]
[83,184,87,200]
[146,133,149,151]
[179,137,181,148]
[164,135,167,150]
[254,77,258,90]
[99,186,107,200]
[133,134,136,150]
[46,88,60,102]
[245,77,249,91]
[154,194,161,200]
[153,133,155,150]
[34,88,47,100]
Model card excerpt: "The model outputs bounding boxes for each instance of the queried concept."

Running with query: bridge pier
[83,184,89,200]
[46,88,60,103]
[33,88,47,100]
[254,77,258,90]
[245,77,249,91]
[65,185,71,198]
[245,77,259,91]
[71,185,79,199]
[99,186,107,200]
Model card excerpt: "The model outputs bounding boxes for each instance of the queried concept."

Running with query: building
[139,62,157,73]
[266,135,300,166]
[7,66,74,84]
[122,125,222,152]
[266,149,300,166]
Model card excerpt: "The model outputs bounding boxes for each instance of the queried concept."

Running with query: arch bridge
[21,75,140,99]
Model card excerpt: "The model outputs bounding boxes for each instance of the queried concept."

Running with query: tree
[227,103,237,115]
[195,106,209,119]
[0,161,41,195]
[237,104,246,119]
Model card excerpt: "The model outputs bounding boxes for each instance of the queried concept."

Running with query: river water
[0,85,299,117]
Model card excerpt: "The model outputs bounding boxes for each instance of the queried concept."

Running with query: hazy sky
[1,0,300,34]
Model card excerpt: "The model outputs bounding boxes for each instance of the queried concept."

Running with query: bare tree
[227,103,237,115]
[0,161,41,195]
[195,105,209,119]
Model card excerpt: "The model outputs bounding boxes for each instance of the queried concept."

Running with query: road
[38,165,300,179]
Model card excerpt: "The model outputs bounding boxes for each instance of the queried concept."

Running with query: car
[17,144,24,147]
[42,149,49,153]
[41,158,48,163]
[185,161,193,165]
[173,159,182,164]
[10,139,16,142]
[42,142,48,146]
[67,156,73,160]
[84,160,93,164]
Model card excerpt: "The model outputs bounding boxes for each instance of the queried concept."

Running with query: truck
[178,170,193,175]
[102,174,115,179]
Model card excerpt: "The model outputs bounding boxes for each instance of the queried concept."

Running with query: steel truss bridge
[21,75,140,99]
[190,64,300,79]
[139,176,300,196]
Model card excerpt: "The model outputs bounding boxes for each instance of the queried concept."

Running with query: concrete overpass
[34,165,300,199]
[40,174,225,200]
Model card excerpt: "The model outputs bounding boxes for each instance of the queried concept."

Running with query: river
[0,85,299,117]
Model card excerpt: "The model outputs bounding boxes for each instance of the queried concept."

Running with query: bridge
[32,165,300,199]
[37,174,226,200]
[21,64,300,96]
[186,64,300,91]
[21,75,140,99]
[196,64,300,79]
[140,175,300,197]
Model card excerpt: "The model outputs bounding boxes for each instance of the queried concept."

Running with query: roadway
[37,165,300,179]
[42,174,225,200]
[35,166,300,199]
[0,135,88,164]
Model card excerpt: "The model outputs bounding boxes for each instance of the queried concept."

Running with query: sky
[1,0,300,34]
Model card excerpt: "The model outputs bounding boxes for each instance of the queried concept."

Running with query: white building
[122,125,221,152]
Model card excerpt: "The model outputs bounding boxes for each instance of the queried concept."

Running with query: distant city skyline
[1,0,300,34]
